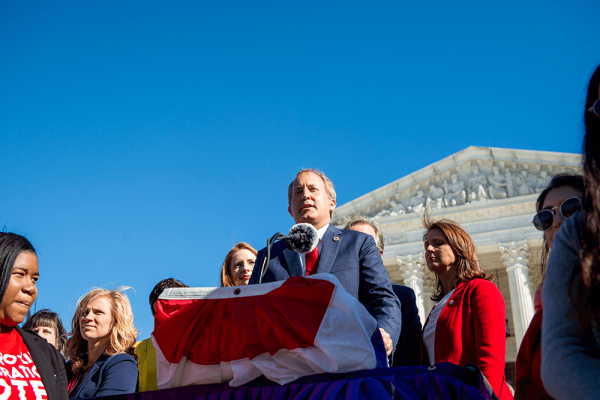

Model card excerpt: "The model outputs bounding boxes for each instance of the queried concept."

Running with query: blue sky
[1,0,598,338]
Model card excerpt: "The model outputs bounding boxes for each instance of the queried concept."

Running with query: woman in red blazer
[421,217,513,400]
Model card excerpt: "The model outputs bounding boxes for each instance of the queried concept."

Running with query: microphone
[279,223,319,254]
[257,223,319,283]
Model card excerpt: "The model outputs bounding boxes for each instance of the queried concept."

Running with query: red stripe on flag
[153,277,335,365]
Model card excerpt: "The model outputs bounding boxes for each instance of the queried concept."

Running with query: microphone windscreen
[287,223,318,254]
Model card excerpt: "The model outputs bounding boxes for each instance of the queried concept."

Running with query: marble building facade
[330,146,582,364]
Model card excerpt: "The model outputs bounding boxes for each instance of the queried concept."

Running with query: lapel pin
[333,236,340,241]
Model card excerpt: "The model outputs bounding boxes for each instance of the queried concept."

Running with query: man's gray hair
[344,215,385,253]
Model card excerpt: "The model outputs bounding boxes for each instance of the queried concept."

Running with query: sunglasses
[589,99,600,117]
[532,197,582,231]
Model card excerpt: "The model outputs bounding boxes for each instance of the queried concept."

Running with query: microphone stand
[258,232,283,284]
[257,227,313,284]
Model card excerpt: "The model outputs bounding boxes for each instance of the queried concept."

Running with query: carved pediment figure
[515,172,533,196]
[389,200,406,216]
[373,209,390,218]
[468,165,488,202]
[443,174,466,207]
[487,165,508,200]
[408,189,426,212]
[427,184,445,201]
[524,170,538,188]
[372,199,406,219]
[430,197,443,210]
[505,169,515,197]
[535,170,551,193]
[426,184,445,210]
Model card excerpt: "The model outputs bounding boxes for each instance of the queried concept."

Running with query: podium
[130,275,492,399]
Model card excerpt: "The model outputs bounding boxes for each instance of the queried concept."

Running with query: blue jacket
[68,353,138,399]
[390,283,422,366]
[249,224,402,346]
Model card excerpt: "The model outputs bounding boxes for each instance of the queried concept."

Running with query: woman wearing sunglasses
[514,174,583,400]
[532,175,584,275]
[541,64,600,400]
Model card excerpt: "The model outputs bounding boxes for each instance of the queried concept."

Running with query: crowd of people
[1,63,599,400]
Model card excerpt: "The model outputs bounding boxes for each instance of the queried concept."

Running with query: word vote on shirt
[0,329,47,400]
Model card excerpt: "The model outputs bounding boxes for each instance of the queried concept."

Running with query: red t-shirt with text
[0,329,47,400]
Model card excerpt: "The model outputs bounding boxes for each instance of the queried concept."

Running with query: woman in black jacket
[0,233,68,400]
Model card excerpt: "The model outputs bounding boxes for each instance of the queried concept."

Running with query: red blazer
[514,310,553,400]
[421,278,513,400]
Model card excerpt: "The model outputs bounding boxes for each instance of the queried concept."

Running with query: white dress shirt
[422,288,456,365]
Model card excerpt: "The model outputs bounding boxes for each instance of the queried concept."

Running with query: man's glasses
[532,197,582,231]
[588,99,600,117]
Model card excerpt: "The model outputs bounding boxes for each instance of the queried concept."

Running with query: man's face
[288,172,336,229]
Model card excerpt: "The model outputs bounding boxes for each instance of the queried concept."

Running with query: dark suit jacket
[17,326,69,400]
[67,353,138,399]
[390,283,422,367]
[249,224,402,345]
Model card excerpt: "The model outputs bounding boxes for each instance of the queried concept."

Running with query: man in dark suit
[345,216,422,366]
[249,168,401,355]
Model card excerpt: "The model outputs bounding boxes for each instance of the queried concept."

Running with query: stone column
[422,269,437,318]
[397,253,427,326]
[499,239,535,348]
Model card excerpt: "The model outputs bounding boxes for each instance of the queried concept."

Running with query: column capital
[498,239,530,271]
[397,253,425,275]
[499,239,534,348]
[397,253,427,326]
[396,252,425,266]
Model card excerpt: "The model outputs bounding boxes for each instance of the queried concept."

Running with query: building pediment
[331,146,582,227]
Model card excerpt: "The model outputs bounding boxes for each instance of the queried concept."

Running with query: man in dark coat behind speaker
[345,215,422,366]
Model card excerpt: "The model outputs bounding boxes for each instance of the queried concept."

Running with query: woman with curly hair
[541,64,600,399]
[421,216,512,400]
[220,242,257,287]
[66,288,138,399]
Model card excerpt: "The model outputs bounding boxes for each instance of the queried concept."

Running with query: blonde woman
[66,288,138,399]
[220,243,257,287]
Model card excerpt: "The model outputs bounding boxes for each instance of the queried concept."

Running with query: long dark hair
[23,309,67,356]
[572,64,600,330]
[536,174,584,279]
[0,233,36,306]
